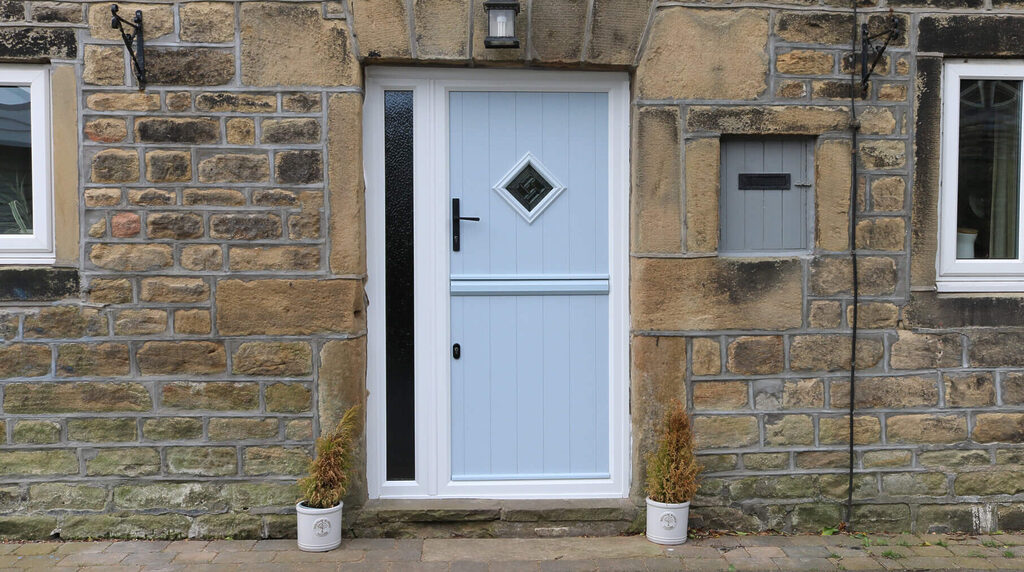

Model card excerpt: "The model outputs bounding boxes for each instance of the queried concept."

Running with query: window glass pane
[384,90,415,481]
[957,79,1022,259]
[0,85,32,235]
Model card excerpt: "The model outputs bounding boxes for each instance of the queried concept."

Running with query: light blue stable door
[449,91,610,481]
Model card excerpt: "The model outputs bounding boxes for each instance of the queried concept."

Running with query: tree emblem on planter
[313,518,331,537]
[660,513,677,530]
[492,152,566,224]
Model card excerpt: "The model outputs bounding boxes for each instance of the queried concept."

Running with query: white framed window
[939,60,1024,292]
[0,65,53,264]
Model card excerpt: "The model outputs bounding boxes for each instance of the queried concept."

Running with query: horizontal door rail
[450,279,609,296]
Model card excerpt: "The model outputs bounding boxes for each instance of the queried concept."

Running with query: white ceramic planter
[296,501,343,552]
[645,497,690,545]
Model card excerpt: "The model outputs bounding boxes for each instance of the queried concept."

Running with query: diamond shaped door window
[492,152,566,223]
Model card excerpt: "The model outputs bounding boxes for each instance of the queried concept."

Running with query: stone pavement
[1,532,1023,570]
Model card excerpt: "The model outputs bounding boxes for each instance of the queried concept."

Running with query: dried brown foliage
[299,405,361,509]
[645,399,702,504]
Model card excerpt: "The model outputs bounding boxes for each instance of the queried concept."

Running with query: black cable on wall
[846,0,862,528]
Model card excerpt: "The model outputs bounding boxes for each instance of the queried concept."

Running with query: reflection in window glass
[957,79,1022,259]
[0,85,32,235]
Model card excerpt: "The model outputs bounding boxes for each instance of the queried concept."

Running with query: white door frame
[363,67,630,499]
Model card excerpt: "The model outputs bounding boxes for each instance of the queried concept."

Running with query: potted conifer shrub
[645,399,702,545]
[296,405,361,552]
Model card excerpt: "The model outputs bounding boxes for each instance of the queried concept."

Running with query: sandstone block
[830,375,938,409]
[243,446,310,476]
[184,188,245,206]
[241,2,359,87]
[253,189,298,206]
[32,2,83,23]
[879,83,908,102]
[727,336,783,375]
[229,246,320,271]
[196,92,276,113]
[286,419,313,440]
[110,212,141,238]
[350,0,410,58]
[13,420,60,444]
[145,150,192,183]
[855,217,905,251]
[684,137,719,252]
[1004,372,1024,404]
[91,149,139,183]
[84,188,122,207]
[789,335,883,371]
[775,12,854,44]
[0,344,51,378]
[136,117,219,144]
[167,447,237,476]
[944,373,995,407]
[743,453,788,470]
[319,338,367,431]
[863,450,912,468]
[693,381,748,410]
[919,450,991,467]
[955,470,1024,496]
[143,417,202,440]
[693,416,758,448]
[587,0,651,66]
[145,48,235,86]
[140,277,209,303]
[777,80,808,99]
[181,244,222,271]
[137,341,225,375]
[4,381,149,413]
[192,514,263,540]
[275,150,323,184]
[209,418,278,441]
[691,337,721,375]
[809,256,897,296]
[860,140,906,169]
[85,447,160,476]
[809,301,841,328]
[174,309,212,335]
[530,0,588,63]
[819,415,881,445]
[233,342,312,377]
[811,80,854,100]
[797,451,847,469]
[262,118,321,144]
[815,139,852,251]
[128,188,175,206]
[632,258,803,331]
[764,414,813,446]
[871,176,905,211]
[970,332,1024,367]
[24,306,106,338]
[166,91,191,111]
[328,93,365,274]
[687,106,848,135]
[223,482,300,509]
[89,2,172,40]
[113,482,223,511]
[890,331,961,370]
[776,50,834,75]
[146,212,204,240]
[199,154,270,183]
[887,414,967,444]
[68,418,137,442]
[161,382,258,410]
[226,118,255,145]
[859,108,897,136]
[83,46,123,85]
[88,218,106,238]
[289,212,322,240]
[27,483,106,510]
[882,473,947,496]
[0,313,14,340]
[88,278,132,304]
[413,0,469,59]
[61,514,189,540]
[0,450,78,477]
[283,93,321,113]
[217,279,363,335]
[86,92,160,111]
[973,413,1024,443]
[180,2,235,43]
[782,379,824,409]
[210,213,281,240]
[637,8,768,100]
[56,343,131,377]
[848,301,898,328]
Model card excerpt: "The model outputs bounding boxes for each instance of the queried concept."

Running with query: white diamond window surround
[492,152,566,224]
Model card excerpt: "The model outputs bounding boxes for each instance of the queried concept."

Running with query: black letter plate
[738,173,791,190]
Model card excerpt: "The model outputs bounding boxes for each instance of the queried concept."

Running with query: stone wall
[0,0,1023,539]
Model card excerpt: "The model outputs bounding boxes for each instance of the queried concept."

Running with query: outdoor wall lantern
[110,4,146,89]
[483,1,521,49]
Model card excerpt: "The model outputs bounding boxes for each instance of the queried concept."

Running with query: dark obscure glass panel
[384,90,415,481]
[956,79,1022,259]
[505,164,554,212]
[0,86,33,235]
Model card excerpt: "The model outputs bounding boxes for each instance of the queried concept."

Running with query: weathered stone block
[128,188,175,206]
[85,118,128,143]
[162,382,258,410]
[199,154,270,183]
[56,343,131,377]
[775,12,854,44]
[145,150,192,183]
[89,2,172,40]
[88,218,107,238]
[24,306,106,339]
[210,214,281,240]
[632,107,681,254]
[137,341,226,375]
[83,45,124,85]
[114,482,223,511]
[693,416,759,449]
[727,336,783,375]
[776,50,834,75]
[587,0,651,65]
[918,504,986,534]
[275,150,323,184]
[283,93,321,113]
[243,446,310,476]
[349,0,409,58]
[286,419,313,440]
[882,472,947,496]
[971,332,1024,367]
[0,516,59,540]
[859,108,897,136]
[974,413,1024,443]
[871,176,905,211]
[85,448,160,476]
[84,187,122,207]
[184,188,245,206]
[174,309,212,335]
[0,26,75,60]
[262,118,321,144]
[919,450,991,467]
[180,2,235,42]
[264,383,312,413]
[167,447,237,476]
[4,381,149,413]
[13,420,60,444]
[145,48,235,85]
[68,418,137,442]
[878,83,908,102]
[863,450,912,468]
[743,453,788,470]
[764,415,813,446]
[692,381,748,410]
[209,418,278,441]
[88,278,132,304]
[328,93,365,274]
[860,140,906,169]
[91,149,139,183]
[319,338,367,431]
[637,8,768,100]
[796,451,847,469]
[687,106,848,135]
[830,375,938,409]
[887,414,967,444]
[31,2,83,23]
[848,302,899,329]
[777,80,808,99]
[143,417,203,441]
[217,279,363,335]
[0,450,78,476]
[229,246,320,271]
[223,482,300,510]
[140,277,209,303]
[0,343,50,378]
[241,2,359,87]
[136,117,219,144]
[232,342,312,377]
[181,244,222,271]
[691,337,720,375]
[685,138,719,253]
[86,92,160,112]
[855,217,905,251]
[146,212,204,240]
[890,331,961,369]
[166,91,191,111]
[412,0,469,59]
[1004,373,1024,405]
[944,373,995,407]
[0,0,24,20]
[226,118,255,145]
[815,139,852,251]
[193,513,263,539]
[789,335,883,371]
[531,0,588,63]
[819,415,881,445]
[27,483,106,510]
[809,256,897,296]
[632,258,803,331]
[110,212,141,238]
[809,301,841,328]
[62,513,190,540]
[956,470,1024,496]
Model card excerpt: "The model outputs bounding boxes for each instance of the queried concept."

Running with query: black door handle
[452,198,480,252]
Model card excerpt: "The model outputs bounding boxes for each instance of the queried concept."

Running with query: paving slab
[422,537,661,562]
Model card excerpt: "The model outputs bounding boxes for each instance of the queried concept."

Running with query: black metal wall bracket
[110,4,146,89]
[859,11,901,98]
